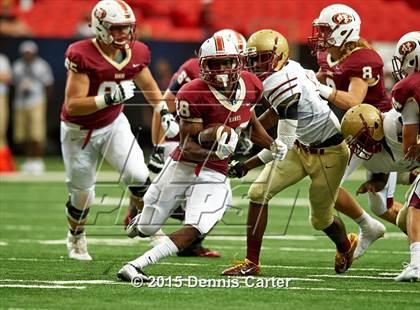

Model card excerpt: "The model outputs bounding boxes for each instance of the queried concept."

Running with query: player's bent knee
[137,225,161,237]
[248,183,270,204]
[311,216,333,231]
[69,187,95,210]
[122,169,149,188]
[396,206,408,232]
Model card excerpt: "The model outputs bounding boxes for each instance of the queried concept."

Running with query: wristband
[257,148,273,164]
[319,84,334,100]
[94,95,107,110]
[155,100,168,113]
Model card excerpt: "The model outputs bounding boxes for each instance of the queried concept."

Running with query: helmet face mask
[91,0,136,49]
[245,49,276,80]
[245,29,289,80]
[308,4,361,55]
[308,23,337,53]
[341,104,384,160]
[199,36,242,89]
[392,32,420,81]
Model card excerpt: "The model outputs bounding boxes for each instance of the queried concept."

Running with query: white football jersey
[263,60,340,146]
[363,108,418,173]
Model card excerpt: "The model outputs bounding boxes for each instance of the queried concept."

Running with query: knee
[396,206,408,233]
[248,183,270,204]
[122,166,149,186]
[311,215,333,231]
[69,186,95,210]
[137,224,161,237]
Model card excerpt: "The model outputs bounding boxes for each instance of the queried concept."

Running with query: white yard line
[0,279,114,284]
[0,169,368,183]
[0,257,403,272]
[287,287,419,294]
[307,274,394,280]
[0,284,86,289]
[0,241,8,246]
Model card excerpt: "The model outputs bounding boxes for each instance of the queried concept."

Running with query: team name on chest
[228,115,241,123]
[114,73,125,79]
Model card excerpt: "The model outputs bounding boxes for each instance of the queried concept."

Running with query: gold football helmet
[341,104,384,160]
[245,29,289,80]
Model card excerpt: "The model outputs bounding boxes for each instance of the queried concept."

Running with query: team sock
[410,242,420,266]
[129,238,178,269]
[323,216,350,253]
[246,203,268,264]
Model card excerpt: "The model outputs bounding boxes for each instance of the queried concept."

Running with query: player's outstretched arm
[319,76,369,110]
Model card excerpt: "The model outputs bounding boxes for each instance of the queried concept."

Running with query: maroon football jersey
[168,58,200,94]
[317,48,391,113]
[60,38,150,129]
[391,72,420,113]
[166,58,200,142]
[171,71,263,175]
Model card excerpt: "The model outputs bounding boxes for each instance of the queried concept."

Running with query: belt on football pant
[295,133,344,155]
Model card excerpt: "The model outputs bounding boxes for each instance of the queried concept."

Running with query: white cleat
[117,264,149,282]
[126,214,142,238]
[395,263,420,282]
[66,231,92,261]
[354,219,386,260]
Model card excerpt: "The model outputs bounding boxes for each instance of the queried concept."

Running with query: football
[198,123,232,149]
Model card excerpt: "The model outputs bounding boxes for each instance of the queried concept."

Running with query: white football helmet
[213,29,247,53]
[308,4,361,53]
[392,31,420,81]
[91,0,136,49]
[198,35,242,88]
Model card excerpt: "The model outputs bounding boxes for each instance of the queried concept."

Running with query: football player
[309,3,392,252]
[390,31,420,282]
[117,35,279,282]
[61,0,178,260]
[222,29,357,276]
[125,29,247,258]
[341,104,418,259]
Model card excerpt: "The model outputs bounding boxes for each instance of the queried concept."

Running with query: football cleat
[394,263,420,282]
[66,231,92,261]
[117,264,150,283]
[177,245,221,258]
[335,233,358,274]
[221,258,260,276]
[124,205,139,228]
[126,213,142,238]
[354,219,386,260]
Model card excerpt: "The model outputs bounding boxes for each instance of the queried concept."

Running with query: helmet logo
[399,41,417,55]
[214,36,225,52]
[94,8,107,20]
[332,13,353,25]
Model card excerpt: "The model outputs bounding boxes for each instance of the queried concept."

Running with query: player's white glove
[270,139,288,161]
[215,129,239,160]
[95,81,136,109]
[107,80,136,105]
[160,109,179,138]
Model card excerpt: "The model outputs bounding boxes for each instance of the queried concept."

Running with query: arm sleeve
[176,87,203,122]
[344,50,383,79]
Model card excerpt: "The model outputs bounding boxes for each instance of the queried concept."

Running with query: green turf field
[1,157,419,310]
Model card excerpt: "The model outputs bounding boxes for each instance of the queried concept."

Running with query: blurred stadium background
[1,0,420,161]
